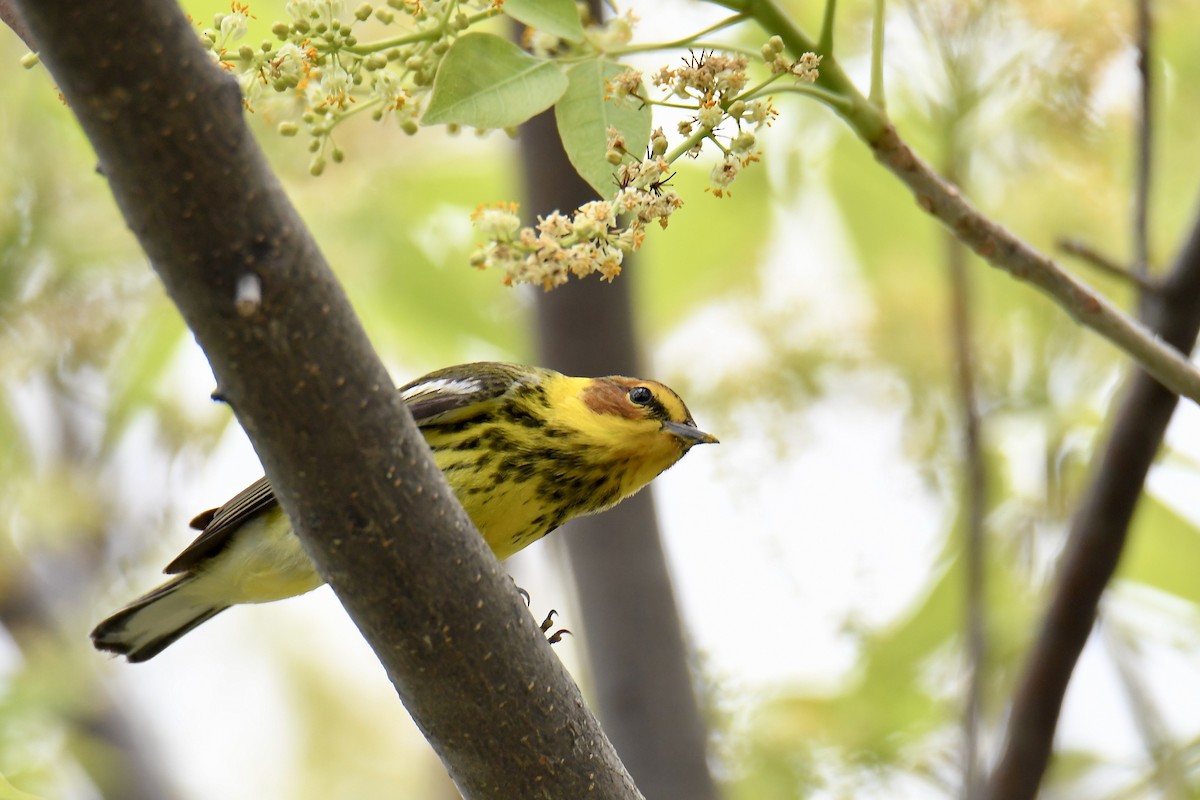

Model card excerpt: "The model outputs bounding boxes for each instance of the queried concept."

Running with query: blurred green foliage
[2,0,1200,798]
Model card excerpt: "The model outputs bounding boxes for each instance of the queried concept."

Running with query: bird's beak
[662,420,719,445]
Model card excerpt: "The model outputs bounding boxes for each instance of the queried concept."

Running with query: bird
[91,361,717,662]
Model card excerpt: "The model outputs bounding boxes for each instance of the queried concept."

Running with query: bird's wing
[164,476,278,573]
[400,362,532,425]
[163,363,536,573]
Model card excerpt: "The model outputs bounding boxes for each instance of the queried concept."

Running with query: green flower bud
[401,118,419,135]
[278,121,299,137]
[354,3,373,21]
[375,8,394,24]
[19,52,39,69]
[272,21,290,38]
[310,156,326,176]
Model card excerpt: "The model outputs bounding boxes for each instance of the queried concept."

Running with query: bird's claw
[538,609,572,645]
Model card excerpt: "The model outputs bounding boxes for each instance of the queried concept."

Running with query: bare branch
[0,0,32,47]
[985,199,1200,800]
[948,218,987,800]
[1058,237,1158,293]
[1134,0,1153,287]
[715,0,1200,405]
[870,124,1200,402]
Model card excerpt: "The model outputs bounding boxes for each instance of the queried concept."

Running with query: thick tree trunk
[15,2,642,797]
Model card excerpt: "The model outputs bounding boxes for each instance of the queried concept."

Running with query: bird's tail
[91,574,229,663]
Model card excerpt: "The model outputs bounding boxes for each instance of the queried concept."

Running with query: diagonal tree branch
[11,2,641,798]
[985,199,1200,799]
[868,123,1200,402]
[0,0,30,47]
[713,0,1200,406]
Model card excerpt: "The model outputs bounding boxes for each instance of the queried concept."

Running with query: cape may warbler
[92,362,717,662]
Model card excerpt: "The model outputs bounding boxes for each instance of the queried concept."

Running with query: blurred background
[2,0,1199,797]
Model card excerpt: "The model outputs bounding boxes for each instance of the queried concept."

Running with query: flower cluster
[653,50,750,105]
[762,35,822,82]
[201,0,494,174]
[473,40,821,286]
[469,152,682,290]
[192,5,823,290]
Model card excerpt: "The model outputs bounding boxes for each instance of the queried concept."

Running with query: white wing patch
[400,377,481,402]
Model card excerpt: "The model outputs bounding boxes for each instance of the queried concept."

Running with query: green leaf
[1121,493,1200,604]
[423,33,568,128]
[503,0,584,43]
[0,772,44,800]
[554,60,652,199]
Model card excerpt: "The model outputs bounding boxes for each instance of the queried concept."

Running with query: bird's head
[578,376,718,463]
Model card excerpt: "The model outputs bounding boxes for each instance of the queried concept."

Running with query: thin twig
[1134,0,1153,290]
[985,201,1200,800]
[927,25,988,797]
[949,225,987,800]
[818,0,837,54]
[713,0,1200,406]
[868,0,885,108]
[1058,237,1159,293]
[869,124,1200,402]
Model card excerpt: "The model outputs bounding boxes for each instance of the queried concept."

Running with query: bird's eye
[629,386,653,405]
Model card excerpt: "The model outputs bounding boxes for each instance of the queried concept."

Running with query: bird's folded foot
[539,609,571,645]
